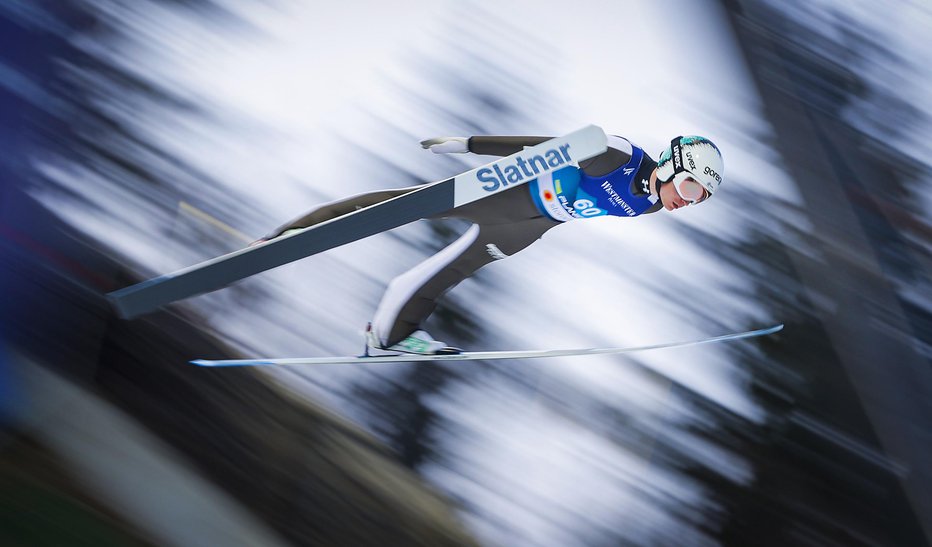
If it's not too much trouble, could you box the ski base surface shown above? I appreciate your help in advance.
[190,324,783,367]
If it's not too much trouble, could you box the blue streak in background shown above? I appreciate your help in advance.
[0,343,22,427]
[0,2,83,431]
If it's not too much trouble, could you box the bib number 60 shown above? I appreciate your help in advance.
[573,199,603,217]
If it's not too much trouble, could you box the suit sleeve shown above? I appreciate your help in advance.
[467,136,552,156]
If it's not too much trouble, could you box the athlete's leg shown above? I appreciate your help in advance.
[430,181,544,224]
[371,215,556,346]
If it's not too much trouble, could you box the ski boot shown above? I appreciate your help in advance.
[365,323,461,356]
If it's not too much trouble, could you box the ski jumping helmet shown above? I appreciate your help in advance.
[655,136,724,202]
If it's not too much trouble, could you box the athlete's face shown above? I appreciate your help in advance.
[659,178,708,211]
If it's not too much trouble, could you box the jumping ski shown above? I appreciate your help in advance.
[190,324,784,367]
[107,125,607,319]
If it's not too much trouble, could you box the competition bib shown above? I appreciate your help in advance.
[529,138,658,222]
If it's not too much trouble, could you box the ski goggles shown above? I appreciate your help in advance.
[667,136,708,203]
[671,172,707,203]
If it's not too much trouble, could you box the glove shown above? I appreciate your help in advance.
[420,137,469,154]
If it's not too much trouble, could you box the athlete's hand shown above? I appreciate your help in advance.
[420,137,469,154]
[249,228,303,247]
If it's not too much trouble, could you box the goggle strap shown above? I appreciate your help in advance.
[669,136,686,178]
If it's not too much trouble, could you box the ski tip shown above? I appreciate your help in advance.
[751,323,784,337]
[190,359,213,367]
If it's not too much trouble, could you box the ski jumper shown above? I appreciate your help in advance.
[269,135,661,346]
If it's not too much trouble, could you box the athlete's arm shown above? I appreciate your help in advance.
[469,135,631,176]
[466,136,552,156]
[420,135,552,156]
[424,134,622,166]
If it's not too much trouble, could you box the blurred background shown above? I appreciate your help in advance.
[2,0,930,545]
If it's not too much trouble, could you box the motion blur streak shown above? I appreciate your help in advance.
[2,0,931,546]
